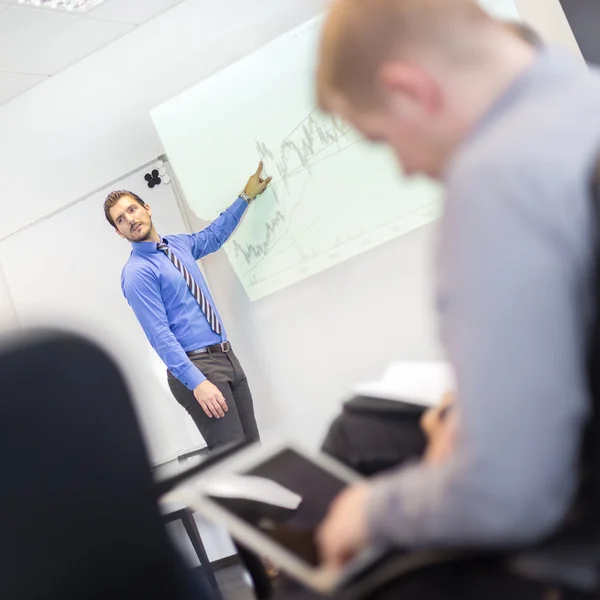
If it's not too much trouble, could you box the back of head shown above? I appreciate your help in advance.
[318,0,493,107]
[0,330,199,600]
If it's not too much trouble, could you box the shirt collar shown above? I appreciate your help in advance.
[445,46,579,179]
[131,236,167,255]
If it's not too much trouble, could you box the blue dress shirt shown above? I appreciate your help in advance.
[122,197,248,391]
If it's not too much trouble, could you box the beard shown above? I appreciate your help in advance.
[125,221,153,242]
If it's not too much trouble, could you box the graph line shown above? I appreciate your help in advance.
[233,171,312,273]
[255,112,353,188]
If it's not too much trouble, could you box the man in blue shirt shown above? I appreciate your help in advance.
[103,162,271,450]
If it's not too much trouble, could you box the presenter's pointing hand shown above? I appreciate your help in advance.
[194,380,228,419]
[244,161,272,199]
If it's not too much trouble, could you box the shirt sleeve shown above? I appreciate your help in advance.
[122,266,206,391]
[186,197,248,260]
[366,161,592,548]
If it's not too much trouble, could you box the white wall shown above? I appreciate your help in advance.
[0,263,18,332]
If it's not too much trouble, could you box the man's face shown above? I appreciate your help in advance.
[109,196,154,242]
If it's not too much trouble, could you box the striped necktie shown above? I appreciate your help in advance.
[157,242,222,336]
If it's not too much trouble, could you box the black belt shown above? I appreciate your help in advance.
[186,341,231,357]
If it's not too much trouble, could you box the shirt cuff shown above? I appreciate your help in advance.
[366,463,423,547]
[231,196,250,216]
[179,363,206,391]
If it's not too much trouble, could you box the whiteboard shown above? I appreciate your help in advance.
[480,0,521,19]
[151,2,519,302]
[152,15,442,301]
[0,159,205,465]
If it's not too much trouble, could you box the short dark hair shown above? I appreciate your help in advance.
[103,190,146,228]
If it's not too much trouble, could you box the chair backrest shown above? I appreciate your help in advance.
[0,330,208,600]
[531,157,600,554]
[582,159,600,511]
[574,157,600,537]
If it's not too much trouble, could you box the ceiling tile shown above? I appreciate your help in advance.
[86,0,183,25]
[0,5,79,64]
[3,18,134,75]
[0,71,47,104]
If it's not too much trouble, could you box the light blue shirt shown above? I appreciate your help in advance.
[367,47,600,579]
[122,198,248,390]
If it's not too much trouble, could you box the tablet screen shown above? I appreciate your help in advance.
[206,448,348,567]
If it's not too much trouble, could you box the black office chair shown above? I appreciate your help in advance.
[0,329,213,600]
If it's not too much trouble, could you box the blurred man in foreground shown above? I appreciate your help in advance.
[315,0,600,596]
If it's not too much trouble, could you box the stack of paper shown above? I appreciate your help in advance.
[203,475,302,510]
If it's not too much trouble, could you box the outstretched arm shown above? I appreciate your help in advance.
[187,161,272,259]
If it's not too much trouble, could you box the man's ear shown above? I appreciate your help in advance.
[114,228,125,240]
[145,204,152,218]
[378,61,441,114]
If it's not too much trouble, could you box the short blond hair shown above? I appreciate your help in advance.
[318,0,492,108]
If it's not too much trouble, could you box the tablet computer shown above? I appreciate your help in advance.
[164,439,393,596]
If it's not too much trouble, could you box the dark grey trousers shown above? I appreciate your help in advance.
[168,349,260,450]
[168,350,271,598]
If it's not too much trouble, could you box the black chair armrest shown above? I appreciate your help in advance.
[343,395,428,418]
